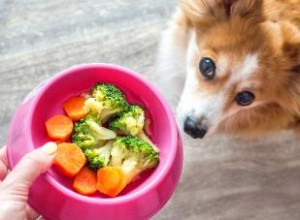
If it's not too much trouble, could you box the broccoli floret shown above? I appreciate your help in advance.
[84,97,104,118]
[109,104,159,152]
[91,83,128,122]
[136,130,159,152]
[109,105,145,136]
[110,136,159,183]
[84,141,113,171]
[72,114,117,149]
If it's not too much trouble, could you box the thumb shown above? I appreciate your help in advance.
[2,142,57,191]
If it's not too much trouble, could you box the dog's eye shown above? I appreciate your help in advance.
[235,91,255,106]
[199,58,216,80]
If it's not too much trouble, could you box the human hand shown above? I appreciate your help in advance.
[0,142,57,219]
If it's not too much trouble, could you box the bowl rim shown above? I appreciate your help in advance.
[25,63,180,205]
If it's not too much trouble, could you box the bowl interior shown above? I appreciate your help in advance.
[30,64,177,199]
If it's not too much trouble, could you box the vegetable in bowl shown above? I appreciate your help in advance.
[86,83,129,122]
[109,105,145,136]
[72,114,116,149]
[84,140,114,171]
[45,83,160,197]
[110,136,159,184]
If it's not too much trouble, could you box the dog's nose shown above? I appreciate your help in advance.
[183,116,208,139]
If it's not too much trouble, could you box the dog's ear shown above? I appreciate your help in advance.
[181,0,263,29]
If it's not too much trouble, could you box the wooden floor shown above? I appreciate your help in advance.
[2,1,300,220]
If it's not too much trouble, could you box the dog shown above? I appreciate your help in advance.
[156,0,300,139]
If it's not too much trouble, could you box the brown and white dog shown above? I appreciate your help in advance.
[156,0,300,139]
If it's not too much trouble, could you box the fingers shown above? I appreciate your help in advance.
[0,146,8,182]
[2,142,57,192]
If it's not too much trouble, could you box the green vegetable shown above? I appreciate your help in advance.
[72,114,116,149]
[84,141,113,171]
[110,136,159,183]
[72,83,160,181]
[109,105,158,151]
[88,83,129,122]
[109,105,145,136]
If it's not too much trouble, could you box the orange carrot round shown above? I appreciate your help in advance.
[73,167,97,195]
[45,115,73,141]
[63,96,88,121]
[54,143,87,177]
[97,166,127,197]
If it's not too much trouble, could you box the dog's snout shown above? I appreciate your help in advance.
[183,116,208,139]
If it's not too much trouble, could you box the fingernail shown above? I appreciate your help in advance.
[41,142,57,155]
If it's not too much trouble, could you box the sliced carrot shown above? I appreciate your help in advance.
[97,166,127,197]
[73,167,97,195]
[63,96,88,121]
[45,115,73,141]
[54,143,87,177]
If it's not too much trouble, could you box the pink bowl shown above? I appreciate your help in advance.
[6,63,183,220]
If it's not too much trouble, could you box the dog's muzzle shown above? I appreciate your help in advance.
[183,116,208,139]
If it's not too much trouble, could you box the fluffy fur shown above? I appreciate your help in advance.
[156,0,300,138]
